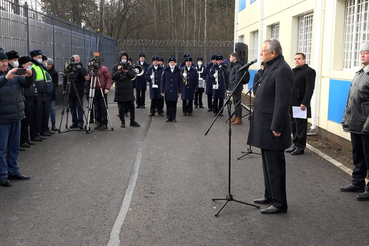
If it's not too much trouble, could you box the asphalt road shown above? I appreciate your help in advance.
[0,91,367,246]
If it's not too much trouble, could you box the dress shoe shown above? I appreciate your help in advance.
[159,113,164,116]
[232,117,242,125]
[99,124,108,130]
[285,144,297,153]
[208,108,213,112]
[21,142,31,148]
[173,119,177,122]
[149,113,155,117]
[94,123,102,130]
[8,172,30,180]
[340,184,365,192]
[51,124,59,131]
[166,119,172,122]
[39,137,47,140]
[254,198,272,204]
[130,121,140,127]
[291,147,304,155]
[200,106,204,108]
[70,124,78,129]
[141,106,146,108]
[136,106,140,108]
[0,178,11,187]
[31,137,42,142]
[26,141,36,145]
[77,124,84,130]
[188,113,193,116]
[195,105,198,108]
[121,122,125,128]
[357,191,369,201]
[261,205,287,214]
[47,130,55,135]
[183,113,187,116]
[40,132,52,136]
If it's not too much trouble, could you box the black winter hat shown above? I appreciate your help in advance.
[197,57,203,61]
[158,57,164,62]
[0,51,8,61]
[216,55,223,61]
[211,55,217,60]
[152,56,159,61]
[183,53,190,59]
[168,56,176,63]
[6,50,19,60]
[42,55,47,61]
[30,49,43,58]
[19,56,32,66]
[184,57,192,62]
[139,53,145,58]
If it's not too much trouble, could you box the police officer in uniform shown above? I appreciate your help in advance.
[135,53,149,108]
[146,56,164,116]
[195,57,206,108]
[205,55,217,111]
[181,57,198,116]
[210,55,228,116]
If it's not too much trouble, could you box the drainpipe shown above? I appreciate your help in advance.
[234,0,238,50]
[310,0,324,131]
[257,0,263,70]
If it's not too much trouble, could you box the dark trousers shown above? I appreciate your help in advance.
[194,91,203,107]
[213,98,224,115]
[207,93,213,110]
[31,94,44,139]
[233,92,242,117]
[0,121,21,178]
[150,98,164,115]
[21,98,34,144]
[118,101,135,123]
[165,100,177,120]
[69,95,84,125]
[136,89,146,107]
[182,100,193,114]
[291,115,308,149]
[94,93,108,125]
[350,133,369,189]
[261,149,288,209]
[41,94,52,133]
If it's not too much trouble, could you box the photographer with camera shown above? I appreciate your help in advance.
[63,54,89,129]
[86,56,112,130]
[112,52,140,128]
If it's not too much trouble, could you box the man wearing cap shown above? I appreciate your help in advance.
[181,53,191,69]
[341,41,369,201]
[135,53,149,108]
[161,56,182,122]
[158,57,164,68]
[0,51,33,187]
[181,57,198,116]
[146,56,164,117]
[195,57,206,109]
[210,55,229,116]
[205,55,217,112]
[40,55,55,136]
[46,58,59,131]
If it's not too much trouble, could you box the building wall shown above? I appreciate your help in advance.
[236,0,358,142]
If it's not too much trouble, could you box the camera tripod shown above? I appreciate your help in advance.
[58,72,89,134]
[86,69,114,132]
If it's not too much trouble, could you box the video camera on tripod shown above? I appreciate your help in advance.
[88,53,102,75]
[64,56,81,75]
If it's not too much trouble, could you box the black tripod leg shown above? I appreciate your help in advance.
[232,199,260,209]
[214,200,229,217]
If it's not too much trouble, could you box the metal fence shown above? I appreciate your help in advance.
[117,39,234,66]
[0,0,116,73]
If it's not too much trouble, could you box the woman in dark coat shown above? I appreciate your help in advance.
[112,54,140,128]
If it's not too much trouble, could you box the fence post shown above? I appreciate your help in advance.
[209,46,213,59]
[143,44,145,54]
[24,2,30,54]
[83,26,86,65]
[89,28,92,58]
[175,44,178,61]
[51,13,55,60]
[69,20,72,56]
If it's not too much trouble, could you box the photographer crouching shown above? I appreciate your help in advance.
[63,55,89,129]
[112,52,140,128]
[86,56,112,130]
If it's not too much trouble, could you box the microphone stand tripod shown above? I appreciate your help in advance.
[205,70,260,217]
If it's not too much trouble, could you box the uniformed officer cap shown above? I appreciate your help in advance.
[19,56,32,66]
[211,55,217,60]
[183,53,190,59]
[158,57,164,62]
[6,50,19,60]
[139,53,145,58]
[361,41,369,52]
[42,55,48,61]
[216,55,223,61]
[30,49,43,58]
[184,57,192,62]
[168,56,176,63]
[152,56,159,61]
[197,57,203,61]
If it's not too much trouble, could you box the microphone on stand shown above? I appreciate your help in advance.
[238,58,257,73]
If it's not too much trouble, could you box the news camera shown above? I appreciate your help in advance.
[64,56,81,75]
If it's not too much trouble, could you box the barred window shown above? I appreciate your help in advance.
[343,0,369,69]
[271,23,280,40]
[297,13,313,65]
[252,30,259,60]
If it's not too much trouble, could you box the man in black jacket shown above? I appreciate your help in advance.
[228,52,250,125]
[286,53,316,155]
[247,39,293,214]
[0,51,33,187]
[46,58,59,131]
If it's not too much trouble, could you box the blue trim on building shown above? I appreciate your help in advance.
[239,0,246,11]
[250,0,257,4]
[328,79,351,124]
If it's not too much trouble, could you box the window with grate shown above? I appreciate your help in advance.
[297,13,313,65]
[343,0,369,69]
[252,30,259,60]
[271,23,280,40]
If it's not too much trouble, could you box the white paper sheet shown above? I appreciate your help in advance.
[292,106,307,119]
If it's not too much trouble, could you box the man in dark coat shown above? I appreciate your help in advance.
[340,41,369,200]
[135,53,149,108]
[228,52,250,125]
[247,39,293,214]
[181,57,198,116]
[46,58,59,131]
[194,57,206,108]
[205,55,217,111]
[145,56,164,117]
[112,53,140,128]
[161,56,182,122]
[0,51,33,187]
[210,55,229,116]
[286,53,316,155]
